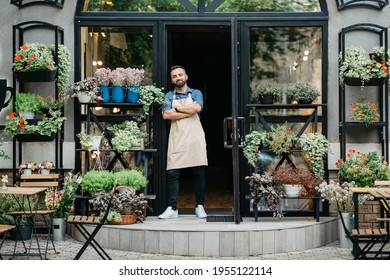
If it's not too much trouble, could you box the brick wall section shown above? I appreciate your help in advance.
[359,201,381,229]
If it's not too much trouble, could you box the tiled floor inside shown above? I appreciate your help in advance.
[0,234,357,260]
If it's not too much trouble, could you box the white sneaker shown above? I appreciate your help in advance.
[158,206,178,219]
[195,205,207,218]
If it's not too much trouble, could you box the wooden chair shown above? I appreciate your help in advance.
[67,188,115,260]
[338,211,390,259]
[0,225,16,260]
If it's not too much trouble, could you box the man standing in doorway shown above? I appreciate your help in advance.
[159,65,208,219]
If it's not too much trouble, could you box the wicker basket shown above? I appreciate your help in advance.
[109,214,137,225]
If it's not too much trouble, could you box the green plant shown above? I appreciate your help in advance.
[89,188,149,222]
[0,193,39,224]
[267,123,297,155]
[339,46,389,86]
[107,121,145,153]
[298,133,330,179]
[45,171,82,219]
[13,43,71,94]
[349,98,380,124]
[251,80,282,100]
[286,81,320,103]
[114,169,148,192]
[15,92,43,113]
[336,149,390,187]
[0,134,10,160]
[139,85,165,114]
[316,180,372,212]
[69,77,99,97]
[4,109,65,137]
[81,170,115,193]
[243,130,268,167]
[38,94,68,111]
[245,172,285,217]
[77,132,103,151]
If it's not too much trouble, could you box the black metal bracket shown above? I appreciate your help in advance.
[10,0,64,9]
[336,0,389,10]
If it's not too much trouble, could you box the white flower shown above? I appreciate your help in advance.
[1,175,8,184]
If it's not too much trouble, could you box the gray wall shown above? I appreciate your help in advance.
[0,1,389,170]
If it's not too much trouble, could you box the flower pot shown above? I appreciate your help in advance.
[111,86,125,103]
[52,218,67,241]
[10,219,32,241]
[344,75,388,87]
[18,112,35,120]
[39,168,50,175]
[338,212,353,249]
[77,93,92,103]
[91,135,103,150]
[13,69,57,83]
[298,99,313,104]
[109,214,137,225]
[99,85,111,103]
[259,94,274,104]
[20,168,32,175]
[283,184,302,198]
[15,133,56,142]
[126,86,140,103]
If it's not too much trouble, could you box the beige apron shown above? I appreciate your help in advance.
[167,93,208,170]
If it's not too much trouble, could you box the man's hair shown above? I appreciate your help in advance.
[170,65,186,74]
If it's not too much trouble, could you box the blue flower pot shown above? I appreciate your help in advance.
[99,85,110,103]
[111,86,125,103]
[127,86,140,103]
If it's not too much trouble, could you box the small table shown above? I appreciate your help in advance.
[0,187,47,259]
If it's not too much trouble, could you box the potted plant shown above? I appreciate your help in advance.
[124,67,145,103]
[38,94,69,113]
[272,167,311,197]
[286,81,320,104]
[38,160,55,174]
[81,170,116,194]
[15,92,43,119]
[13,43,71,91]
[107,121,146,153]
[109,68,126,103]
[243,130,269,167]
[339,46,389,87]
[251,80,283,104]
[44,171,82,241]
[19,160,37,175]
[77,132,103,151]
[4,109,66,140]
[349,98,380,125]
[95,67,111,103]
[245,172,286,217]
[298,132,330,179]
[267,123,297,155]
[89,187,149,224]
[114,169,148,192]
[69,77,99,103]
[139,84,165,114]
[336,149,390,187]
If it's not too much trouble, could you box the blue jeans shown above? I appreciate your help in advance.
[166,166,206,210]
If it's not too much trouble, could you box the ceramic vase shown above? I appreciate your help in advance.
[126,86,140,103]
[111,86,125,103]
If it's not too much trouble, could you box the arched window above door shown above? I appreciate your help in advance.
[80,0,323,13]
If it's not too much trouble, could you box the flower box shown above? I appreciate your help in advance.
[108,214,137,225]
[13,69,57,83]
[344,75,388,87]
[15,133,56,142]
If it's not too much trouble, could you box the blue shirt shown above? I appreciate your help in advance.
[162,87,204,112]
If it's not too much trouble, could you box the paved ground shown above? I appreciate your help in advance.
[1,234,356,260]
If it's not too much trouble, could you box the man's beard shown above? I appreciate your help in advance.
[174,80,186,88]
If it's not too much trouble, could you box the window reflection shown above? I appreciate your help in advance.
[207,0,321,12]
[250,27,322,105]
[84,0,198,12]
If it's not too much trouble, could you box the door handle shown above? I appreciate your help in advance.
[223,117,245,149]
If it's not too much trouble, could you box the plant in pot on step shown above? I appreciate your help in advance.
[81,170,116,194]
[19,160,37,175]
[107,120,146,153]
[15,92,43,119]
[245,172,286,218]
[124,67,145,103]
[69,77,99,103]
[139,84,165,114]
[109,68,126,103]
[251,80,282,104]
[44,171,82,241]
[286,81,320,104]
[95,67,111,103]
[272,167,312,198]
[89,186,149,224]
[38,160,55,174]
